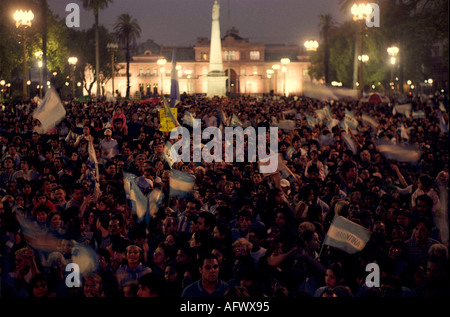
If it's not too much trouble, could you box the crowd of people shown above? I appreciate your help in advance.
[0,91,449,298]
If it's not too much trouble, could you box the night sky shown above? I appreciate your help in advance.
[47,0,348,47]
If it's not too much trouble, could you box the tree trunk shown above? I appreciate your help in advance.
[95,9,100,99]
[41,0,48,87]
[324,41,330,85]
[126,37,130,99]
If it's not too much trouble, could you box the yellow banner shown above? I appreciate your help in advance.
[160,108,178,132]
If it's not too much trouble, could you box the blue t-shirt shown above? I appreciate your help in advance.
[181,279,230,297]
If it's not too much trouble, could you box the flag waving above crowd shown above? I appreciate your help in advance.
[32,87,66,133]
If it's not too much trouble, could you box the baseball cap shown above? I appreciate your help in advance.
[104,129,112,135]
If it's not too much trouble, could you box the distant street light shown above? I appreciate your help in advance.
[157,58,167,95]
[68,56,78,98]
[351,3,371,97]
[35,51,43,98]
[14,10,34,100]
[266,69,274,94]
[387,46,399,91]
[185,69,193,95]
[358,55,369,63]
[304,40,319,52]
[272,64,280,95]
[107,43,119,96]
[281,58,290,96]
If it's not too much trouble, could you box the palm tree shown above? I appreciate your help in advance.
[41,0,48,89]
[319,14,336,85]
[114,13,141,99]
[82,0,113,99]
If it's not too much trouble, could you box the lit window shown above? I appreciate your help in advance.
[252,66,258,75]
[224,51,239,61]
[139,69,144,77]
[250,51,260,60]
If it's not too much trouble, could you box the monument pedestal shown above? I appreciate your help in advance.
[207,71,227,98]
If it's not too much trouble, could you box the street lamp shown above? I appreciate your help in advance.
[266,69,274,94]
[185,69,192,95]
[281,58,290,96]
[35,51,43,98]
[358,55,369,63]
[272,64,280,95]
[14,9,34,100]
[304,40,319,52]
[68,56,78,98]
[157,58,167,96]
[351,3,371,97]
[0,80,5,99]
[107,43,119,96]
[387,46,399,91]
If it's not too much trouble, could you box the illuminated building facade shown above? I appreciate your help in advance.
[107,28,311,99]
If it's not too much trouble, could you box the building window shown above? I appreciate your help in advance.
[202,53,208,61]
[303,69,308,77]
[224,51,240,61]
[146,69,150,77]
[139,69,144,77]
[252,66,258,76]
[250,51,260,60]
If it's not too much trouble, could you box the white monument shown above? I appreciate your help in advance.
[207,0,227,98]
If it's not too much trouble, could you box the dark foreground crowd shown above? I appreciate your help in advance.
[0,92,449,298]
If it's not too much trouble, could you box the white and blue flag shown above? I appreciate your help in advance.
[33,87,66,133]
[230,114,243,127]
[439,110,449,134]
[123,171,151,223]
[86,140,100,204]
[183,111,195,127]
[412,110,425,120]
[376,141,422,163]
[169,169,195,198]
[361,113,378,129]
[323,216,371,254]
[344,109,359,130]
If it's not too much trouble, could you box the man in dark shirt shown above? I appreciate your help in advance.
[181,254,230,297]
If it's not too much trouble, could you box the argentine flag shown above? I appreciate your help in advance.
[33,87,66,133]
[361,113,378,129]
[230,114,243,127]
[123,172,150,223]
[393,104,412,118]
[344,109,359,130]
[305,114,316,129]
[323,216,371,254]
[86,140,100,204]
[376,141,422,163]
[163,96,180,127]
[170,169,195,198]
[183,111,195,127]
[439,110,449,134]
[412,110,425,120]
